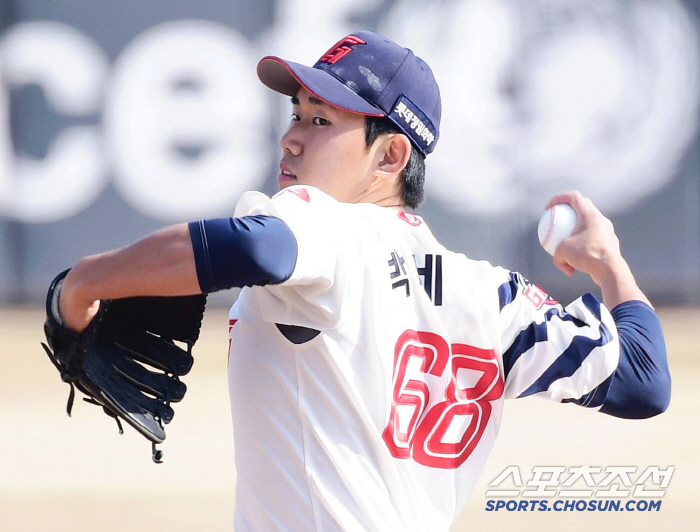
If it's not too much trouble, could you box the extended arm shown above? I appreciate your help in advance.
[544,192,670,417]
[59,216,297,333]
[60,224,199,332]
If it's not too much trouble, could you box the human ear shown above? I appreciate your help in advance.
[375,133,411,179]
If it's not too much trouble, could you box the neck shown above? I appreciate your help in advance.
[354,188,404,210]
[353,175,404,209]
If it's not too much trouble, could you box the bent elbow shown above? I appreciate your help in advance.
[638,377,671,418]
[641,368,672,418]
[600,371,671,420]
[632,390,670,419]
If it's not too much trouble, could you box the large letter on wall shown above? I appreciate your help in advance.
[105,20,267,221]
[0,21,108,223]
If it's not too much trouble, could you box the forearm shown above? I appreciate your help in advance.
[65,224,200,300]
[595,256,651,310]
[60,224,200,331]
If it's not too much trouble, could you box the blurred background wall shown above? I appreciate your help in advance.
[1,0,698,306]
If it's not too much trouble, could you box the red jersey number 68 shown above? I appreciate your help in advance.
[382,330,504,469]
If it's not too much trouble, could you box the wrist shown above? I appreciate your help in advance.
[591,253,630,288]
[59,259,102,333]
[61,260,91,305]
[594,257,651,309]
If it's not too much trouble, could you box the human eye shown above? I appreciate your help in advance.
[291,113,300,122]
[312,116,330,126]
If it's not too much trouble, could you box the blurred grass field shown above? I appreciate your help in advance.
[1,306,698,531]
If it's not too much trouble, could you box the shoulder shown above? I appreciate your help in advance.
[234,186,335,218]
[271,185,340,213]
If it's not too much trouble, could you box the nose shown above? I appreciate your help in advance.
[280,124,302,156]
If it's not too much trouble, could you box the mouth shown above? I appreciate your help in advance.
[278,164,298,185]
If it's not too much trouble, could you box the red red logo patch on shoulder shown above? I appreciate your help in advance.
[287,188,310,202]
[398,211,422,226]
[524,284,558,310]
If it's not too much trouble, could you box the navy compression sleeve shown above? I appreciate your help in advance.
[188,215,297,293]
[599,301,671,419]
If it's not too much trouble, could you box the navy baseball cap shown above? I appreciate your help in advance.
[257,31,441,156]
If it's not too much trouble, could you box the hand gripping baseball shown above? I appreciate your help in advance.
[41,269,207,462]
[543,192,619,280]
[544,191,650,309]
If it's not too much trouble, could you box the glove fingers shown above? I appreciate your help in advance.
[110,379,176,424]
[102,322,194,375]
[112,355,187,402]
[83,351,176,442]
[99,384,170,443]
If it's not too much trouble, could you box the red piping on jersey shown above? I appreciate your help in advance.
[228,319,238,364]
[287,188,311,202]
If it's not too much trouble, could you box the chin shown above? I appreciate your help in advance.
[278,181,296,191]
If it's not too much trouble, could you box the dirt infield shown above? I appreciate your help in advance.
[1,306,698,531]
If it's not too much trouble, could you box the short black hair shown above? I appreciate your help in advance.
[364,116,426,210]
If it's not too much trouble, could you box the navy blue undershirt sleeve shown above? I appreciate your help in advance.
[599,301,671,419]
[188,215,298,293]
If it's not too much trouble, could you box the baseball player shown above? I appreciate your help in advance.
[56,31,670,531]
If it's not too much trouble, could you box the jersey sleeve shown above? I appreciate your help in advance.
[232,186,357,329]
[233,186,342,288]
[596,301,671,418]
[496,271,620,405]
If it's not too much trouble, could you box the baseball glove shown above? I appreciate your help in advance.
[41,269,207,462]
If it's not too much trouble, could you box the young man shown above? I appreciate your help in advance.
[57,31,669,531]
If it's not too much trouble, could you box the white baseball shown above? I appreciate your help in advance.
[537,204,578,256]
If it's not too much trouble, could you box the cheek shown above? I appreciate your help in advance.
[314,145,357,181]
[332,152,366,190]
[309,152,343,183]
[335,140,369,174]
[301,131,370,197]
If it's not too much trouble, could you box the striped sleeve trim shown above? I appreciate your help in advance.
[517,315,614,398]
[502,309,587,379]
[562,374,613,408]
[498,272,520,310]
[501,289,618,402]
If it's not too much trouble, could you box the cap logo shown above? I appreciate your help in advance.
[318,35,366,64]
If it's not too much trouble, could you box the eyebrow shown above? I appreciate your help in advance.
[290,95,326,106]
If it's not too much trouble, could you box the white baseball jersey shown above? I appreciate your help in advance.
[227,185,619,532]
